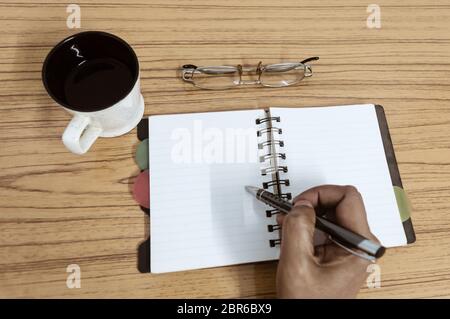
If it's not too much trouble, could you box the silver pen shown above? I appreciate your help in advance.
[245,186,385,261]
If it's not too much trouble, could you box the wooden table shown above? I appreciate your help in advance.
[1,0,449,298]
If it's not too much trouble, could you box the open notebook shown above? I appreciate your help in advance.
[148,104,415,273]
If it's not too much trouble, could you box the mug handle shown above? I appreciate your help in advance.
[62,114,102,154]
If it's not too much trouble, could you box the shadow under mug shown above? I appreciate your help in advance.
[42,31,145,154]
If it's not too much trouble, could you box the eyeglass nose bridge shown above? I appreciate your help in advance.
[239,79,261,85]
[236,62,263,85]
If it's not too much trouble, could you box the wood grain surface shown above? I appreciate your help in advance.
[0,0,449,298]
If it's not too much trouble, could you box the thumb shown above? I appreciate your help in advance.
[280,200,316,264]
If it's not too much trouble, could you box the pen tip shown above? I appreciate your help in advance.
[245,185,259,195]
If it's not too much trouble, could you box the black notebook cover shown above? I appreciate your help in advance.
[375,105,416,244]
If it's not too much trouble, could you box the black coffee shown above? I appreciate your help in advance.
[64,58,134,112]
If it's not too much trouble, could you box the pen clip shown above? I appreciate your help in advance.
[328,236,376,262]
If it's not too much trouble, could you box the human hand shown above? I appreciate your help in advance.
[276,185,380,299]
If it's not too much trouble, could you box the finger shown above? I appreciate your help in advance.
[294,185,378,242]
[276,213,286,225]
[279,200,316,265]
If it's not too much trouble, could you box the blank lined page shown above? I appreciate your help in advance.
[270,105,406,247]
[149,109,279,273]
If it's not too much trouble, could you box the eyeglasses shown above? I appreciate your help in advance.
[181,57,319,90]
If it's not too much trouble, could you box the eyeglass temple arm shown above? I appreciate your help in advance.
[183,64,198,69]
[300,56,319,64]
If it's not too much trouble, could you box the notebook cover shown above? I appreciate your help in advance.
[137,118,149,141]
[136,118,151,273]
[375,105,416,244]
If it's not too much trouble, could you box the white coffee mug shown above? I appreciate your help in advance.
[42,31,144,154]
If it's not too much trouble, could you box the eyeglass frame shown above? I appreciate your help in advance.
[181,56,319,90]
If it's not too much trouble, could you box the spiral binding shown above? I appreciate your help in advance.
[280,193,292,200]
[262,179,289,189]
[261,166,288,176]
[256,112,290,248]
[259,153,286,163]
[269,239,281,247]
[258,140,284,149]
[256,116,280,125]
[257,127,282,137]
[265,208,281,217]
[267,224,281,232]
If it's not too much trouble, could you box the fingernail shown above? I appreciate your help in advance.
[293,199,314,209]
